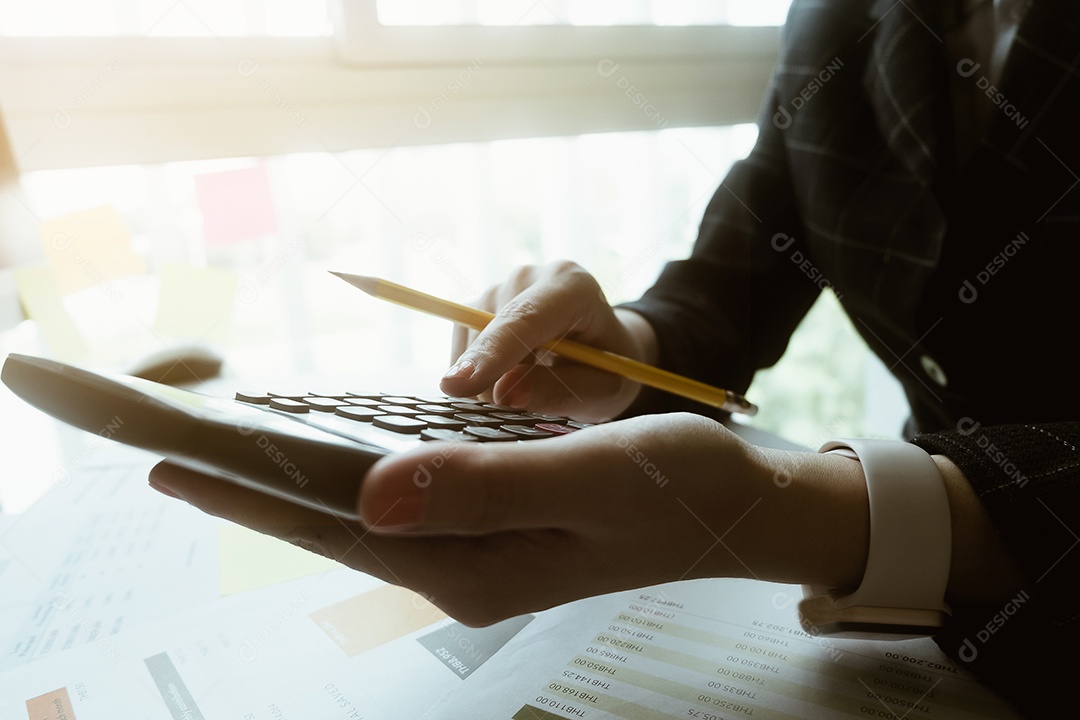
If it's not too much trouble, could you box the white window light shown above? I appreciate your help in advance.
[0,1,779,171]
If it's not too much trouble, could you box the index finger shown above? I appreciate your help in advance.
[440,264,596,398]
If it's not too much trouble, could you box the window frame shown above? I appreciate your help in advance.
[0,0,780,171]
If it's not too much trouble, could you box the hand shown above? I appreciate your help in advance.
[441,261,659,422]
[148,413,874,626]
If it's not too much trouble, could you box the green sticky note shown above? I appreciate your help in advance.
[217,522,340,596]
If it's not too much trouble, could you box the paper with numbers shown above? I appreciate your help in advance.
[424,578,1020,720]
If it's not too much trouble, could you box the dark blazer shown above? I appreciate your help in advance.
[622,1,1080,714]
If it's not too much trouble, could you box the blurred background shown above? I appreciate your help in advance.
[0,0,907,512]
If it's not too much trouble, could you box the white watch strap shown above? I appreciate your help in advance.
[817,438,952,614]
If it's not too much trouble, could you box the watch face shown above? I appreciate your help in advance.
[798,595,947,641]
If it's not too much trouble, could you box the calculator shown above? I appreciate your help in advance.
[2,354,589,520]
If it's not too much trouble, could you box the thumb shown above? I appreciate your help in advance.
[358,438,593,534]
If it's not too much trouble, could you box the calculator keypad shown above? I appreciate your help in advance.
[235,391,591,444]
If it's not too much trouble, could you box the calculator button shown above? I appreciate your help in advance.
[377,405,425,416]
[491,413,539,425]
[344,398,382,408]
[566,420,595,430]
[303,397,349,412]
[268,391,314,400]
[418,415,467,429]
[235,391,272,404]
[269,398,310,413]
[378,396,423,406]
[527,413,567,424]
[421,429,478,443]
[416,404,457,415]
[420,396,474,404]
[454,413,503,427]
[336,406,385,422]
[464,427,517,442]
[501,425,555,439]
[374,416,428,434]
[482,403,519,413]
[535,422,577,436]
[450,403,487,413]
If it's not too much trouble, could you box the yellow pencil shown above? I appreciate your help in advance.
[331,272,758,415]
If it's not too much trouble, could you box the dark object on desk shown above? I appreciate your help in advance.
[126,343,224,386]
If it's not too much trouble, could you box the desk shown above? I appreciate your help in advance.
[0,405,1020,719]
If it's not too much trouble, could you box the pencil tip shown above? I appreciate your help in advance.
[330,271,378,293]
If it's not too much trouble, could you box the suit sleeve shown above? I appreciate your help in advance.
[912,423,1080,716]
[617,80,823,419]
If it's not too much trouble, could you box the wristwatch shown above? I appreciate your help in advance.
[797,438,953,639]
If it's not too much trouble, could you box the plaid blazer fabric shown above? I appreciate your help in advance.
[622,0,1080,712]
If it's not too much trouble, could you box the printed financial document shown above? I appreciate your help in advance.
[425,579,1020,720]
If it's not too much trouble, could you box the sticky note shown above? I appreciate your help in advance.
[194,165,279,245]
[38,205,144,295]
[153,263,238,345]
[25,687,75,720]
[310,585,447,657]
[14,266,89,362]
[217,523,340,596]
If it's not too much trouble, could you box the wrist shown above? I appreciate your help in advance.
[931,454,1027,604]
[613,308,659,367]
[726,446,870,589]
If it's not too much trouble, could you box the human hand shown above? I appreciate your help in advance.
[148,413,875,627]
[441,261,658,422]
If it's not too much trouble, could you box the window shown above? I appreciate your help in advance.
[376,0,792,26]
[0,0,329,37]
[0,1,782,171]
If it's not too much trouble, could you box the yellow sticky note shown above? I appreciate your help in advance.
[310,585,447,657]
[154,264,238,345]
[217,523,340,596]
[39,205,145,294]
[14,266,89,362]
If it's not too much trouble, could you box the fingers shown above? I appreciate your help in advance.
[440,262,603,399]
[150,461,336,530]
[147,461,465,592]
[450,284,498,368]
[450,322,471,367]
[491,362,628,421]
[358,435,604,535]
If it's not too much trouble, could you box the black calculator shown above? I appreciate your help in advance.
[2,354,588,520]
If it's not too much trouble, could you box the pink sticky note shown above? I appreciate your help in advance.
[194,165,279,245]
